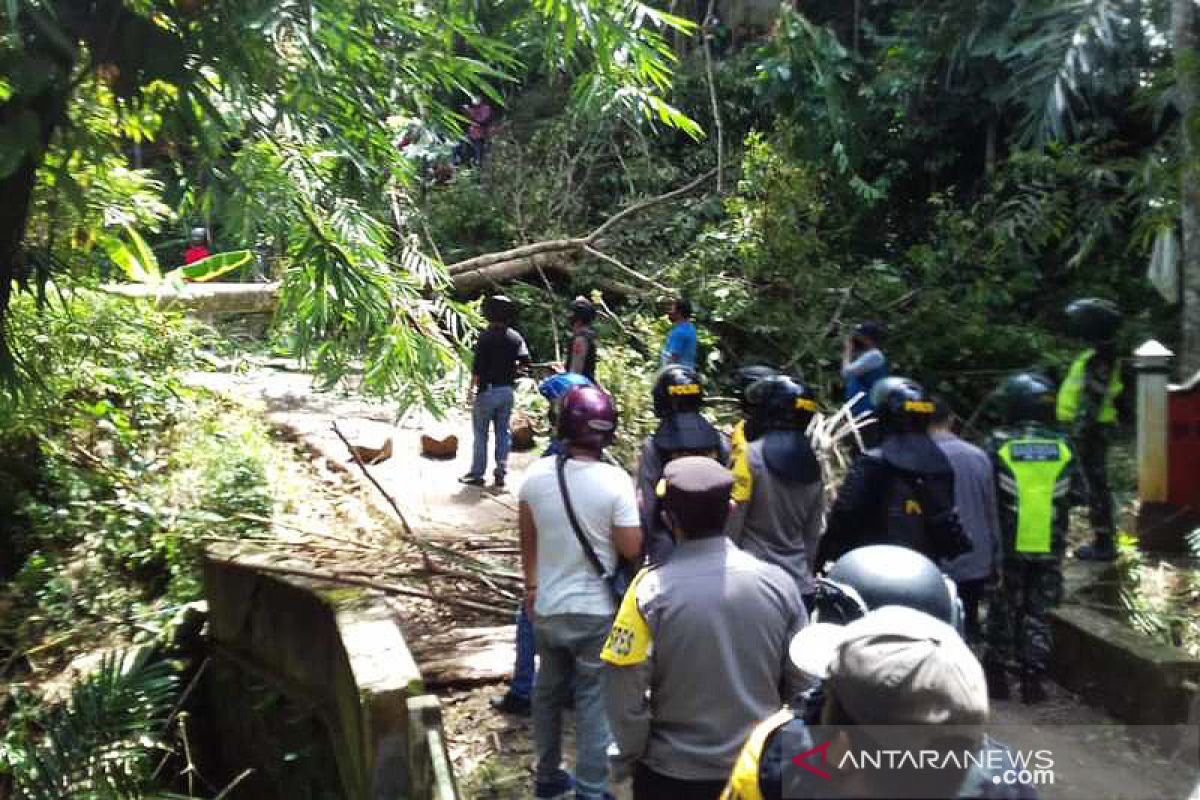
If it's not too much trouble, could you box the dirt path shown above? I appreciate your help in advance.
[191,360,1199,800]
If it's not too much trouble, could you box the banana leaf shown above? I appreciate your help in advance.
[177,249,254,282]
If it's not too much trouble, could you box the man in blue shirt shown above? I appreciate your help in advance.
[661,298,698,370]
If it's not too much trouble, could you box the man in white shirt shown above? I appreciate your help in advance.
[520,384,643,800]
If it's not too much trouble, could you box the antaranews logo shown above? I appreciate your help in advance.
[783,726,1055,799]
[785,724,1200,800]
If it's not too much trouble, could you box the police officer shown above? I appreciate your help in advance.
[722,551,1035,800]
[985,373,1080,704]
[728,365,779,504]
[637,366,729,564]
[603,457,806,800]
[1057,298,1123,561]
[819,377,971,566]
[727,376,826,605]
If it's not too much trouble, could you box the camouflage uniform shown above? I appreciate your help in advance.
[1056,348,1122,550]
[985,423,1080,698]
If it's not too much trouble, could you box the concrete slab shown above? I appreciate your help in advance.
[101,281,279,314]
[184,366,541,538]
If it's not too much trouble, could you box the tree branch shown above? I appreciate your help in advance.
[583,245,673,292]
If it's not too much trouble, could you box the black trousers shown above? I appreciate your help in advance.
[956,577,988,644]
[1072,427,1115,541]
[633,763,726,800]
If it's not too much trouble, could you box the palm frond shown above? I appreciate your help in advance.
[1002,0,1131,145]
[10,649,179,800]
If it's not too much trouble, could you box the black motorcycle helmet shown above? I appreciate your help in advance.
[814,544,962,631]
[748,375,819,432]
[569,295,597,325]
[482,294,516,324]
[733,365,779,414]
[995,372,1057,425]
[1065,298,1122,345]
[652,365,704,418]
[870,376,935,436]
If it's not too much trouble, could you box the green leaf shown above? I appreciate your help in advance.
[99,234,157,285]
[122,224,161,282]
[178,249,254,282]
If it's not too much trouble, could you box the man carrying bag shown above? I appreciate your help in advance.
[519,385,643,800]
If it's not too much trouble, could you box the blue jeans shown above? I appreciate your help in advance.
[512,605,536,699]
[533,614,614,800]
[469,385,514,479]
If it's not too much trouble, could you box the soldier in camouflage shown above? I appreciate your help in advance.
[985,373,1082,705]
[1056,298,1123,561]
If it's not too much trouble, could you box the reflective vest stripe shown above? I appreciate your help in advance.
[721,708,795,800]
[997,440,1072,554]
[1056,349,1122,424]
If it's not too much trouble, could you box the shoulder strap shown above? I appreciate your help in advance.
[555,454,608,579]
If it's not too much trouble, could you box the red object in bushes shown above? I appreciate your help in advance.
[184,244,210,265]
[1168,382,1200,509]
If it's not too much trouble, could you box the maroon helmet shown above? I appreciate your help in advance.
[557,385,618,449]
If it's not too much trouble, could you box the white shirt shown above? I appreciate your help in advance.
[519,455,640,617]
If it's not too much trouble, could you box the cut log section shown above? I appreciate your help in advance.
[421,434,459,459]
[510,413,535,452]
[409,625,516,686]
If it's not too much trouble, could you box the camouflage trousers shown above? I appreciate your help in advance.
[985,558,1064,677]
[1072,426,1115,539]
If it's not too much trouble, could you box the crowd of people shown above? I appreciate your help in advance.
[457,293,1125,800]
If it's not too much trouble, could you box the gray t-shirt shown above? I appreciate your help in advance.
[932,431,1001,582]
[727,437,826,596]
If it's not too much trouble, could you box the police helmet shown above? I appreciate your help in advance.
[569,295,597,325]
[996,372,1057,425]
[652,365,704,418]
[870,376,936,435]
[733,365,779,413]
[1065,298,1122,345]
[748,375,819,432]
[814,544,962,632]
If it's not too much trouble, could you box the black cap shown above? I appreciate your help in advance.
[854,321,884,343]
[656,456,733,535]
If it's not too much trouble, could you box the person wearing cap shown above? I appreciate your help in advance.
[930,397,1002,642]
[566,296,599,381]
[726,376,826,606]
[603,457,807,800]
[841,321,888,427]
[460,295,531,489]
[185,227,211,266]
[521,385,642,800]
[723,606,1038,800]
[637,366,730,564]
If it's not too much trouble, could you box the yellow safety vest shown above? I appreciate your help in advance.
[730,420,754,504]
[1056,349,1121,425]
[720,708,795,800]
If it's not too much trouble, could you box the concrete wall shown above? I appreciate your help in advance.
[203,554,456,800]
[1051,604,1200,726]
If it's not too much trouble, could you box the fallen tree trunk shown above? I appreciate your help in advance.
[451,252,575,292]
[444,168,716,292]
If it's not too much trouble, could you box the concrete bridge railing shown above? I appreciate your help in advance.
[203,554,458,800]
